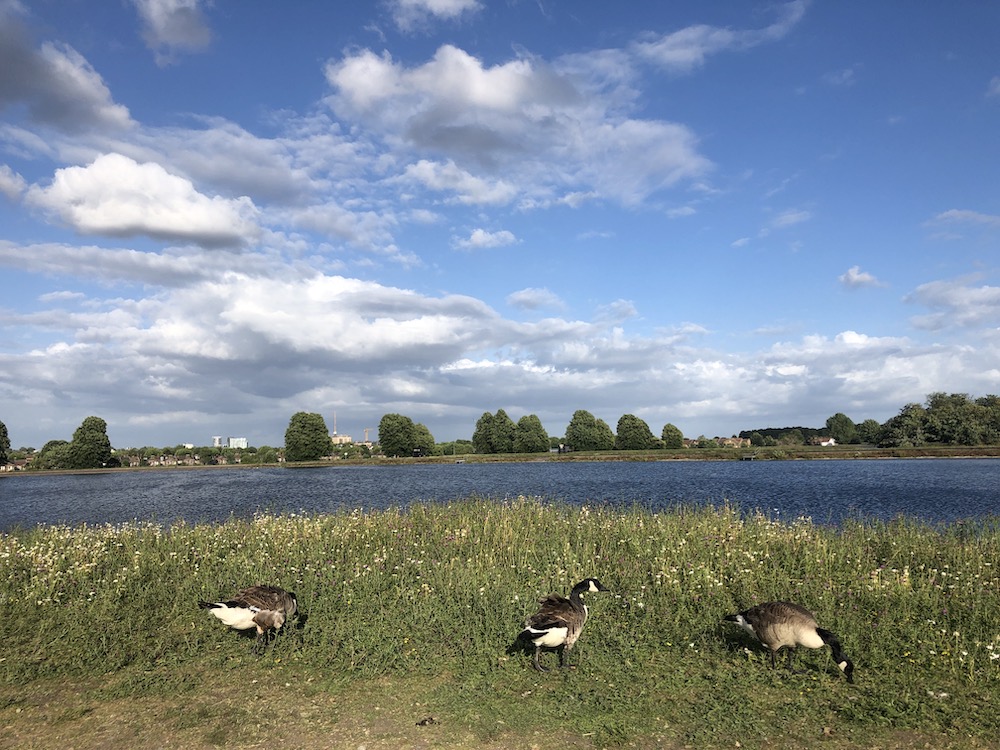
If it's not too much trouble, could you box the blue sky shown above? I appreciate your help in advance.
[1,0,998,450]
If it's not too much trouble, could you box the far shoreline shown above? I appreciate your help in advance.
[5,444,1000,478]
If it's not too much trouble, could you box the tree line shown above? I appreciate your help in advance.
[2,392,998,469]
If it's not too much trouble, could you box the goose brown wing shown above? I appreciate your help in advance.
[527,594,573,629]
[235,585,295,614]
[750,601,816,625]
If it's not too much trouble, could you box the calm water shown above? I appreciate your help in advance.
[1,458,998,531]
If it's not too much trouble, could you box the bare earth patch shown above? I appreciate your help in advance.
[2,676,997,750]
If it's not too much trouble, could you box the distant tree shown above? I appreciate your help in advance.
[976,395,1000,444]
[0,419,9,464]
[491,409,516,453]
[66,416,113,469]
[615,414,658,450]
[661,423,684,449]
[825,413,858,444]
[513,414,549,453]
[777,428,805,446]
[257,446,279,464]
[34,439,71,470]
[877,403,926,448]
[284,412,332,461]
[565,410,614,451]
[378,413,418,457]
[855,419,882,445]
[412,422,435,456]
[472,410,517,453]
[471,412,495,454]
[923,392,984,445]
[437,439,475,456]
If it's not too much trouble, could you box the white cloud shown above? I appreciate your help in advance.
[839,265,885,289]
[770,209,812,228]
[131,0,212,65]
[823,65,859,87]
[506,288,565,311]
[930,208,1000,229]
[25,153,259,248]
[906,276,1000,330]
[987,76,1000,99]
[399,160,518,205]
[0,164,26,199]
[391,0,482,32]
[0,11,133,132]
[324,44,711,206]
[632,0,808,73]
[452,228,518,250]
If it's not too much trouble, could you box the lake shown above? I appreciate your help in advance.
[2,458,998,531]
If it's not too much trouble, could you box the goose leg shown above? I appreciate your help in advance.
[532,646,549,673]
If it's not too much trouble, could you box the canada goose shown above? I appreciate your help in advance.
[199,584,298,651]
[517,578,610,672]
[723,601,855,683]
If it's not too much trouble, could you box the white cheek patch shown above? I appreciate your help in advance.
[838,661,848,672]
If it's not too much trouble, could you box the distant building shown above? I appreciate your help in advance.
[212,436,223,448]
[809,437,837,447]
[329,411,352,445]
[227,437,248,449]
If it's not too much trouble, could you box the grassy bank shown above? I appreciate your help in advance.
[2,499,998,749]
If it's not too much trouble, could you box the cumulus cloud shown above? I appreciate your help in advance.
[632,0,808,73]
[324,44,711,205]
[839,265,885,289]
[0,11,133,132]
[25,153,259,248]
[506,287,565,311]
[131,0,212,65]
[906,276,1000,330]
[452,228,517,250]
[399,160,518,205]
[0,164,25,199]
[391,0,482,32]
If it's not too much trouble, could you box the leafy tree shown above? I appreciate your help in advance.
[975,395,1000,444]
[257,446,279,464]
[0,419,9,464]
[615,414,658,450]
[777,428,805,446]
[471,412,495,454]
[661,423,684,449]
[284,412,332,461]
[66,416,113,469]
[491,409,516,453]
[513,414,549,453]
[825,413,858,444]
[34,439,71,470]
[923,392,984,445]
[565,410,614,451]
[877,403,926,447]
[856,419,882,445]
[472,410,517,453]
[412,422,435,456]
[378,413,421,457]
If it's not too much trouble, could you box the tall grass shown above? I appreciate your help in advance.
[2,497,998,746]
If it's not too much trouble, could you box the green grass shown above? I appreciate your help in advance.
[1,497,999,748]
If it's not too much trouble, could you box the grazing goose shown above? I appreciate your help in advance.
[199,585,298,651]
[517,578,610,672]
[723,601,855,683]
